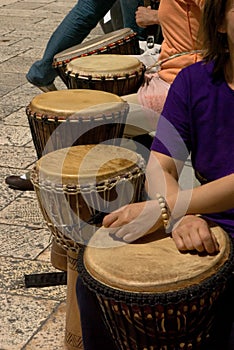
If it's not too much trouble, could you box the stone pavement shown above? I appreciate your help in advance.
[0,0,103,349]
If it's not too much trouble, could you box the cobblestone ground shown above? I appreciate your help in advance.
[0,1,103,349]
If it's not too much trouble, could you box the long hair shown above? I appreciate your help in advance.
[201,0,229,79]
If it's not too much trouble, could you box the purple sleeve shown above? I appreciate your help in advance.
[151,70,191,161]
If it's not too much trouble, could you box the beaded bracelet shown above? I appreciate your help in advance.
[156,193,171,230]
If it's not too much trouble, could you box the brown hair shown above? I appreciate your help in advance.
[201,0,230,78]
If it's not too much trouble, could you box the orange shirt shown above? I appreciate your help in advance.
[158,0,204,83]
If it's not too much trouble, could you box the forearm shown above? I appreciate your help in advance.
[167,174,234,219]
[187,174,234,214]
[145,151,181,201]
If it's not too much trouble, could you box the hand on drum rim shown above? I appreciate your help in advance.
[103,203,220,254]
[102,200,162,242]
[171,215,220,255]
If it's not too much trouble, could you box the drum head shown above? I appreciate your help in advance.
[53,28,136,65]
[66,55,144,78]
[27,89,127,119]
[34,144,145,185]
[31,145,145,249]
[84,225,231,293]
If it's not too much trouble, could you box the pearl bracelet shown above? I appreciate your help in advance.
[156,193,171,230]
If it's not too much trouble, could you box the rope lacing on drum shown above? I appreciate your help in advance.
[146,50,203,72]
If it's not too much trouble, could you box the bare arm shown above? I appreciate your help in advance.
[148,151,234,217]
[185,175,234,214]
[147,151,233,253]
[103,150,233,253]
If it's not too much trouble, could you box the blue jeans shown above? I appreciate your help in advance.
[120,0,146,40]
[26,0,117,86]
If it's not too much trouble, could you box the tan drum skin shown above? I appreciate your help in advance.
[65,55,145,96]
[78,224,234,349]
[53,28,140,84]
[84,225,230,293]
[26,89,129,159]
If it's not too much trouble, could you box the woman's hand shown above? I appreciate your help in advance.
[135,6,159,28]
[103,200,162,242]
[171,215,220,254]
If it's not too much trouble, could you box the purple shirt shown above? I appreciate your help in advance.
[151,60,234,235]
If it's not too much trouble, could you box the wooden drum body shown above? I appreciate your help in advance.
[31,144,145,252]
[53,28,141,85]
[65,250,83,350]
[65,55,145,96]
[26,89,129,158]
[78,226,234,349]
[31,144,145,350]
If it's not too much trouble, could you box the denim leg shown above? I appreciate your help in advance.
[26,0,117,86]
[76,276,118,350]
[119,0,146,40]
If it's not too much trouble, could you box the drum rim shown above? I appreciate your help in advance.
[77,233,234,304]
[31,162,146,192]
[26,90,129,121]
[65,55,145,79]
[53,28,137,67]
[67,71,144,81]
[26,103,129,122]
[31,144,146,186]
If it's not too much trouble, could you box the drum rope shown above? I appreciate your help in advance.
[146,50,203,72]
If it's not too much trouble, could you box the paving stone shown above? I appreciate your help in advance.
[0,46,27,63]
[0,55,38,74]
[0,0,19,5]
[0,166,25,210]
[0,224,50,258]
[0,145,36,168]
[24,302,68,350]
[0,84,39,113]
[3,107,29,127]
[0,35,21,46]
[0,194,46,228]
[0,292,62,350]
[0,84,15,97]
[0,71,26,86]
[2,2,52,11]
[37,244,51,264]
[0,102,26,118]
[1,124,32,147]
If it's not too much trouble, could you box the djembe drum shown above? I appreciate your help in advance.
[78,225,234,349]
[31,144,146,350]
[53,28,140,85]
[26,89,129,159]
[65,55,145,96]
[27,89,129,281]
